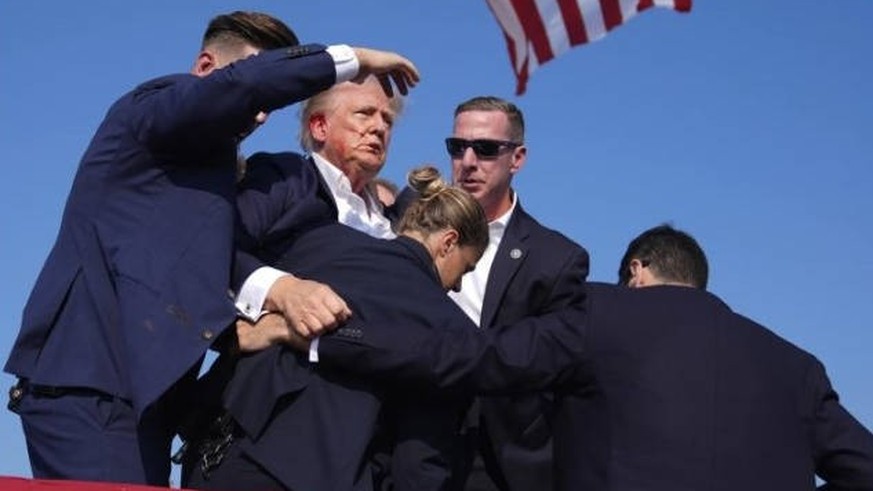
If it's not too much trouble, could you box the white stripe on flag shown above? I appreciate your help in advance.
[486,0,529,74]
[619,0,641,21]
[486,0,691,94]
[578,0,608,43]
[535,0,571,58]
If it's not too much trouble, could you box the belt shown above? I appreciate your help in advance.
[8,379,112,412]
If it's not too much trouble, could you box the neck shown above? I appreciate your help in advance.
[401,230,428,250]
[644,278,694,288]
[483,192,513,222]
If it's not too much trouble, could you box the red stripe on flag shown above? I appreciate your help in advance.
[599,0,624,31]
[673,0,692,12]
[487,0,692,95]
[637,1,693,14]
[557,0,588,45]
[510,0,555,63]
[502,31,530,95]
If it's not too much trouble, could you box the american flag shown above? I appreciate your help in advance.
[485,0,692,94]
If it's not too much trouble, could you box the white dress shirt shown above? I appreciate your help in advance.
[448,193,518,326]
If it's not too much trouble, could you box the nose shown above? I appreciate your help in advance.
[371,116,390,138]
[460,147,478,168]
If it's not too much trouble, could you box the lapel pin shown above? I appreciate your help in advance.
[510,248,523,259]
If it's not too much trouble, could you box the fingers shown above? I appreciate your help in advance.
[235,317,265,352]
[236,314,293,352]
[352,47,420,97]
[287,287,351,338]
[267,276,351,339]
[375,67,416,98]
[285,328,312,353]
[392,71,409,96]
[386,62,418,96]
[378,74,395,98]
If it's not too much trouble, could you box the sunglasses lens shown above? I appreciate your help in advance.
[472,141,501,158]
[446,138,515,159]
[446,138,466,158]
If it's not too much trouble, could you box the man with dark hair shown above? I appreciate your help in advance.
[304,223,873,490]
[538,224,873,489]
[4,10,419,485]
[617,223,709,288]
[202,11,300,49]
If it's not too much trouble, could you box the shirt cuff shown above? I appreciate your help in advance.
[236,266,289,321]
[309,336,321,363]
[327,44,359,83]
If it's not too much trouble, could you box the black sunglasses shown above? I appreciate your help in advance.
[445,138,521,159]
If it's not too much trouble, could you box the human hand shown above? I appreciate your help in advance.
[236,314,289,352]
[263,275,351,339]
[352,47,420,97]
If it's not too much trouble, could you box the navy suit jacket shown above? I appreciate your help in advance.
[232,150,338,288]
[221,224,484,491]
[551,283,873,491]
[5,45,336,415]
[217,156,462,490]
[475,204,589,491]
[318,282,873,491]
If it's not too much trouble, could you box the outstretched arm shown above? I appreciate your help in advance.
[311,305,588,395]
[811,360,873,490]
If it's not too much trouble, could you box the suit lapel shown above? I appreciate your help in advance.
[307,155,340,216]
[480,206,532,328]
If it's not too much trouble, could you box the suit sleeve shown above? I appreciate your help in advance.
[317,304,588,395]
[132,45,335,159]
[542,243,589,313]
[231,153,333,290]
[810,359,873,490]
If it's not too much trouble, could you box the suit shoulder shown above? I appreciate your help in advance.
[729,310,819,366]
[516,207,585,247]
[118,74,199,111]
[516,209,589,261]
[132,73,191,93]
[247,151,309,168]
[238,152,320,199]
[100,73,190,116]
[244,151,315,179]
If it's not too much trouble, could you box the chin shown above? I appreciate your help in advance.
[363,159,386,172]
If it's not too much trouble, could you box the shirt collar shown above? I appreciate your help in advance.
[311,152,382,214]
[488,190,517,243]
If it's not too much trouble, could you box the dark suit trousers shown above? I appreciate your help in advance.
[16,389,173,485]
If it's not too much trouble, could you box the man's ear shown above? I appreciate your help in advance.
[309,114,329,144]
[192,50,219,77]
[628,259,645,288]
[509,144,527,175]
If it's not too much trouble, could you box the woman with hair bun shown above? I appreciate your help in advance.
[187,166,488,491]
[397,165,489,291]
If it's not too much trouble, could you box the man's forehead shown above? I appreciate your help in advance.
[333,83,394,108]
[453,111,510,135]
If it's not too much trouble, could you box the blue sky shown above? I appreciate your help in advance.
[1,0,871,481]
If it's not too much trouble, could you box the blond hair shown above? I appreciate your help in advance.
[398,166,489,254]
[298,77,405,152]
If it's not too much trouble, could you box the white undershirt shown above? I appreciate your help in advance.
[448,193,518,326]
[310,153,395,240]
